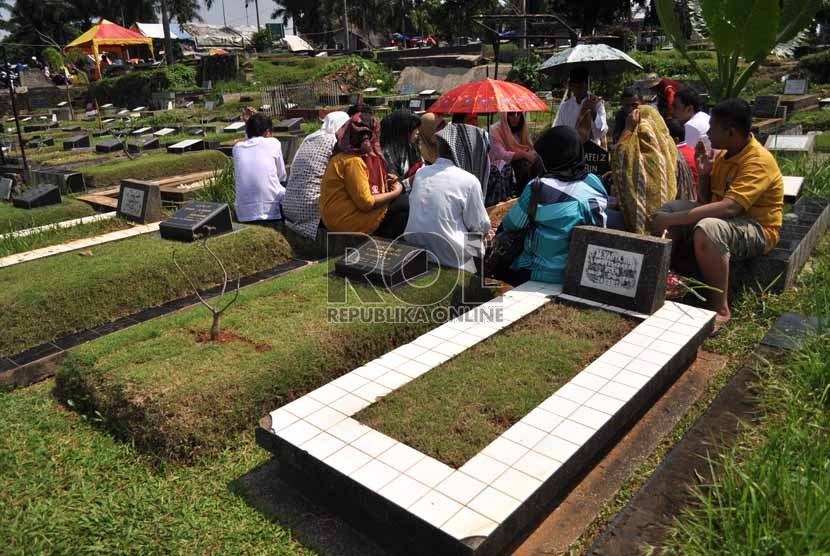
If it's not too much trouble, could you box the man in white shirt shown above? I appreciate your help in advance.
[673,88,710,152]
[404,129,492,271]
[232,113,287,222]
[552,66,608,146]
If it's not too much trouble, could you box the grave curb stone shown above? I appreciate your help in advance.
[564,226,672,315]
[117,179,164,224]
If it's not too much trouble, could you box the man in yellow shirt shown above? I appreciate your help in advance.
[650,98,784,325]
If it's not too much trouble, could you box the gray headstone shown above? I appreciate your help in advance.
[334,237,430,288]
[753,95,780,119]
[783,78,808,96]
[117,180,164,224]
[564,226,672,315]
[765,134,815,153]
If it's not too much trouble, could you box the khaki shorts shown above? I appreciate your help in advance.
[658,200,767,260]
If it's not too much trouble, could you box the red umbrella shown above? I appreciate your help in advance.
[427,79,549,114]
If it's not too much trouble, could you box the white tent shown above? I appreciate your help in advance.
[281,35,313,52]
[131,22,181,40]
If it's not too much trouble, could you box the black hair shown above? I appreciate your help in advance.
[569,66,589,84]
[675,88,702,112]
[711,98,752,136]
[347,103,373,116]
[621,87,636,99]
[451,113,467,124]
[665,118,686,142]
[245,113,272,138]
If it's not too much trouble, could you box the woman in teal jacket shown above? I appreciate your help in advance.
[502,126,610,284]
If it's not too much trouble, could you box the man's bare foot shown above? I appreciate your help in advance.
[711,311,731,336]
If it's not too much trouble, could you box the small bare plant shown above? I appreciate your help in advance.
[172,228,241,341]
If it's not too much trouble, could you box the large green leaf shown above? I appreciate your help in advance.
[778,0,822,44]
[701,0,739,54]
[732,0,780,62]
[654,0,686,51]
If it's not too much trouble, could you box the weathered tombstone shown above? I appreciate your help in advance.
[167,138,206,154]
[223,121,246,132]
[154,127,177,137]
[0,177,13,201]
[764,134,815,155]
[583,141,610,176]
[752,95,780,119]
[334,237,430,288]
[783,176,805,203]
[564,226,672,315]
[96,138,124,153]
[783,78,808,96]
[117,179,164,223]
[159,201,233,242]
[128,135,160,153]
[63,135,90,151]
[274,117,303,133]
[12,185,61,209]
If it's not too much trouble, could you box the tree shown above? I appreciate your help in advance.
[655,0,823,101]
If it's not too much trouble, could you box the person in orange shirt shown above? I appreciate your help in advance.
[649,98,784,326]
[319,113,405,237]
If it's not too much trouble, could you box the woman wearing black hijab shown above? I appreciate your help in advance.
[380,110,423,191]
[499,126,611,284]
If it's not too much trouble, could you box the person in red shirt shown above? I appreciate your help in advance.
[666,118,699,186]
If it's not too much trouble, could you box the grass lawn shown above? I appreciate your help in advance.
[357,302,633,468]
[79,151,228,188]
[55,263,490,461]
[0,198,95,234]
[0,225,292,358]
[0,216,131,258]
[0,382,312,556]
[815,133,830,153]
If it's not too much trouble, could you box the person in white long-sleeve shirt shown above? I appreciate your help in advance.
[404,125,492,271]
[673,88,711,152]
[552,66,608,146]
[232,113,287,222]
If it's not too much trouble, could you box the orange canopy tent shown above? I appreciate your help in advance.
[64,19,154,78]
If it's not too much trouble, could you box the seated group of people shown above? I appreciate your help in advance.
[232,79,784,326]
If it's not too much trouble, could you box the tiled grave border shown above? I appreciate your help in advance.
[256,282,715,556]
[0,259,311,390]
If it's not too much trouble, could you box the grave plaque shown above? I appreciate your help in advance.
[128,136,160,153]
[765,134,815,153]
[154,127,176,137]
[159,201,233,242]
[117,179,163,223]
[783,78,808,96]
[583,141,610,176]
[753,95,780,119]
[12,184,61,209]
[564,226,672,314]
[334,237,429,288]
[783,176,804,202]
[274,117,303,132]
[223,121,246,132]
[167,139,205,154]
[0,177,13,201]
[63,135,90,150]
[96,138,123,153]
[132,126,153,135]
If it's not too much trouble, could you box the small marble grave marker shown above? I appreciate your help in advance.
[21,116,32,122]
[100,103,113,109]
[186,126,206,135]
[12,184,61,209]
[765,134,814,154]
[167,138,205,154]
[117,179,163,223]
[132,126,152,135]
[334,237,429,288]
[583,141,610,176]
[132,106,147,112]
[117,109,130,116]
[564,226,672,314]
[128,136,160,153]
[159,201,233,242]
[101,118,115,125]
[0,177,13,201]
[223,121,246,132]
[96,138,123,153]
[783,176,805,202]
[184,101,195,109]
[57,101,68,107]
[783,78,808,96]
[154,127,176,136]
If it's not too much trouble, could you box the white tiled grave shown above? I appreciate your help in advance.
[257,283,714,556]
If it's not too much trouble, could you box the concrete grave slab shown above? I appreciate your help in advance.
[154,127,177,137]
[783,176,804,203]
[167,139,205,154]
[765,134,815,154]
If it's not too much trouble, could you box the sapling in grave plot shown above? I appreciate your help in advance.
[172,228,240,341]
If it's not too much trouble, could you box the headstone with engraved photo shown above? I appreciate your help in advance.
[583,141,610,176]
[159,201,233,242]
[334,237,429,288]
[564,226,672,314]
[117,180,163,224]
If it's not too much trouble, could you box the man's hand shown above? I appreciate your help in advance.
[583,95,599,115]
[649,212,674,235]
[624,108,640,132]
[695,140,713,178]
[389,179,403,195]
[525,149,539,163]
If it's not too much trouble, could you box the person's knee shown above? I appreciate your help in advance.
[694,219,727,256]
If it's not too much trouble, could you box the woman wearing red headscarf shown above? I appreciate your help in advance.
[319,113,405,236]
[651,77,684,119]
